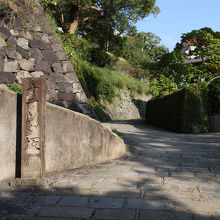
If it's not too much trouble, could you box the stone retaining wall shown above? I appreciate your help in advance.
[0,0,95,118]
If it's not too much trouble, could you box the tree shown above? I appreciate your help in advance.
[40,0,160,35]
[153,28,220,86]
[123,32,168,68]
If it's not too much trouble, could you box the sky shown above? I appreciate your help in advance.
[136,0,220,51]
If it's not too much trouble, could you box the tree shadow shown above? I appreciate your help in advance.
[1,119,220,219]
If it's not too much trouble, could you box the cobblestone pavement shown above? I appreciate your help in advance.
[1,119,220,220]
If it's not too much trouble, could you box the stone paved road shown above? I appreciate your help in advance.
[1,119,220,219]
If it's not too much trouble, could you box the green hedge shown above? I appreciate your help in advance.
[146,84,208,133]
[208,78,220,116]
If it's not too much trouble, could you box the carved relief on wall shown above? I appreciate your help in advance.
[25,83,40,155]
[21,78,46,178]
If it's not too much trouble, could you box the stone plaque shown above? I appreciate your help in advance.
[21,78,45,179]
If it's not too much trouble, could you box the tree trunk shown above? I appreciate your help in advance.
[68,8,80,35]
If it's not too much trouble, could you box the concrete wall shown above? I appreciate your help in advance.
[0,86,17,181]
[209,115,220,132]
[45,103,126,174]
[0,87,126,180]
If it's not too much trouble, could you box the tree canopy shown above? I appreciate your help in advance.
[40,0,159,36]
[151,27,220,86]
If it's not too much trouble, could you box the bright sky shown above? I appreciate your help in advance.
[136,0,220,51]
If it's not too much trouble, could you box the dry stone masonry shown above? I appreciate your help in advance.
[0,0,95,118]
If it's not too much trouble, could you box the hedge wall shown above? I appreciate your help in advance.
[146,84,208,133]
[208,78,220,116]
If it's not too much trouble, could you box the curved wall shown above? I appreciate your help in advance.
[45,103,127,174]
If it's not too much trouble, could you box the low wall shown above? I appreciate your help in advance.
[45,103,126,174]
[0,87,126,181]
[0,86,17,181]
[209,115,220,132]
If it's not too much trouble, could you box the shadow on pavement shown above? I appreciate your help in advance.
[1,119,220,219]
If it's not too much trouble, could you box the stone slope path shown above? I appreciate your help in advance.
[1,119,220,219]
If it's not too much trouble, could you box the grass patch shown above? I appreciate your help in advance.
[112,129,125,139]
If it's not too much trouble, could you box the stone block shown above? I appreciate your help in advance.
[126,199,174,210]
[30,71,44,78]
[0,72,15,83]
[29,39,50,50]
[0,59,3,71]
[6,49,22,60]
[96,188,141,198]
[0,49,6,58]
[62,61,74,72]
[57,92,74,101]
[64,72,79,83]
[18,58,35,71]
[58,196,89,207]
[93,209,136,220]
[16,71,31,84]
[29,196,61,206]
[56,82,73,93]
[0,37,6,48]
[52,62,63,73]
[56,51,68,61]
[0,27,10,37]
[72,82,83,92]
[42,50,59,65]
[35,61,52,74]
[21,30,33,40]
[10,29,20,36]
[3,60,18,72]
[41,34,50,43]
[43,23,54,35]
[50,72,66,82]
[89,197,124,209]
[16,46,30,59]
[46,79,58,90]
[7,36,17,48]
[37,206,93,218]
[13,18,24,30]
[51,43,63,52]
[139,210,193,220]
[30,48,43,62]
[74,92,88,103]
[17,38,29,50]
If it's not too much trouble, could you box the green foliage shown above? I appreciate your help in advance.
[59,33,92,61]
[88,96,110,121]
[0,0,11,18]
[151,28,220,87]
[112,129,124,139]
[0,0,8,12]
[123,32,168,69]
[146,84,208,133]
[7,84,22,94]
[89,48,112,67]
[72,57,150,103]
[148,74,177,97]
[40,0,159,33]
